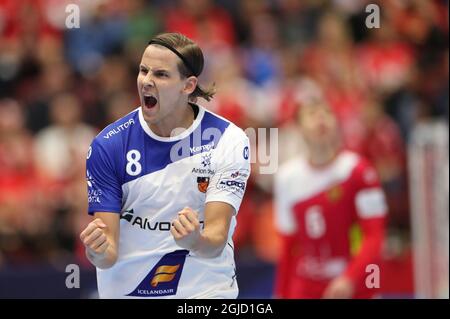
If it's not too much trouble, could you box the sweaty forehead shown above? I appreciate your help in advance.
[140,45,180,70]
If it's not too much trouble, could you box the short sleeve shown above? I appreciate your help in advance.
[86,139,123,215]
[205,133,251,214]
[274,170,297,235]
[353,160,388,219]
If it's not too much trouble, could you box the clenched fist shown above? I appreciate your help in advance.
[80,218,109,256]
[171,207,201,250]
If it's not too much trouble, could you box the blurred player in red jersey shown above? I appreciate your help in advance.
[274,97,387,299]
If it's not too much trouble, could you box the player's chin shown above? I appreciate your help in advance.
[141,102,159,121]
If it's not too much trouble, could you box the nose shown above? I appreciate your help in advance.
[142,72,156,89]
[142,83,155,93]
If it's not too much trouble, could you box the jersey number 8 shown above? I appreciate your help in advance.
[126,150,142,176]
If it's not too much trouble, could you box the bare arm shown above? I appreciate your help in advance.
[80,212,120,269]
[171,202,234,258]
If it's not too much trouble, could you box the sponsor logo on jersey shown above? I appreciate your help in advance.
[191,167,215,175]
[87,170,103,203]
[88,189,102,203]
[197,177,210,193]
[327,185,343,203]
[190,141,215,156]
[219,180,245,191]
[243,146,249,160]
[126,250,189,297]
[121,209,204,231]
[217,178,246,198]
[216,169,249,198]
[230,170,249,179]
[103,118,135,139]
[151,264,181,287]
[86,170,94,188]
[201,152,212,168]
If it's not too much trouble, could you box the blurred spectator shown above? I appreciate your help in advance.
[359,97,409,228]
[206,48,251,128]
[357,14,415,96]
[64,1,127,75]
[24,59,75,133]
[277,0,322,47]
[0,99,50,263]
[33,92,96,182]
[241,11,281,87]
[104,91,138,124]
[165,0,236,50]
[122,0,163,67]
[301,11,367,151]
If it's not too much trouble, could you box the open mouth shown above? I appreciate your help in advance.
[143,94,158,108]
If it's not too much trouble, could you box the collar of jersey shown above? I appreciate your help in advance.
[138,105,205,142]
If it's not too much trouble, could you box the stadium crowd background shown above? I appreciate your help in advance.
[0,0,448,298]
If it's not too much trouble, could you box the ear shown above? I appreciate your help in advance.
[182,76,198,95]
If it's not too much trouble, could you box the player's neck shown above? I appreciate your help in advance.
[149,102,195,137]
[307,145,339,169]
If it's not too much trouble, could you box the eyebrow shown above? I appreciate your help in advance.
[139,65,170,73]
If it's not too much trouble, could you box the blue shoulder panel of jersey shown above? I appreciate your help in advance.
[93,108,230,186]
[92,108,139,156]
[87,109,140,214]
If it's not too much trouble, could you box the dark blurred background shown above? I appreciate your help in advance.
[0,0,448,298]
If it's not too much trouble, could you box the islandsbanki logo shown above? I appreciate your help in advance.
[126,250,189,297]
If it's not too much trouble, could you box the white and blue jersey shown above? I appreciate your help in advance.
[86,104,250,298]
